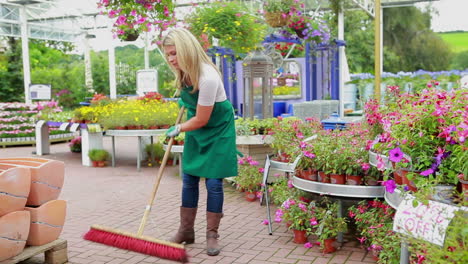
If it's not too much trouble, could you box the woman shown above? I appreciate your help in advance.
[162,28,238,256]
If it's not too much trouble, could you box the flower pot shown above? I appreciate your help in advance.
[318,171,330,183]
[264,11,289,27]
[0,166,30,217]
[459,179,468,201]
[292,229,308,244]
[97,161,107,167]
[122,32,139,41]
[303,169,317,181]
[322,238,337,254]
[371,248,380,261]
[24,200,66,246]
[0,210,30,261]
[346,175,362,185]
[330,173,346,184]
[431,185,455,204]
[295,169,304,179]
[245,191,257,202]
[393,169,404,185]
[294,28,306,39]
[92,161,99,167]
[400,169,418,192]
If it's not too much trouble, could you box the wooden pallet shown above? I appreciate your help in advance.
[0,239,67,264]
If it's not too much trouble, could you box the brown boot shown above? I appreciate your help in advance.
[171,207,197,244]
[206,211,223,256]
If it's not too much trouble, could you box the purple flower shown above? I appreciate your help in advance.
[382,180,396,193]
[420,169,434,177]
[389,147,404,163]
[403,186,410,192]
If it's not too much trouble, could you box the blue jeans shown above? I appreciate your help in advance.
[181,173,224,213]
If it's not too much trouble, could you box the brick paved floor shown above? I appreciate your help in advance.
[0,137,377,264]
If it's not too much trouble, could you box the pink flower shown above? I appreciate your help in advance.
[262,219,269,225]
[304,242,313,248]
[388,147,404,163]
[382,180,396,193]
[310,217,318,226]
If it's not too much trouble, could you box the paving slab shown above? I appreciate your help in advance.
[0,137,376,264]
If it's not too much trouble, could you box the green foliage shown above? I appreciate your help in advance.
[450,50,468,70]
[186,1,267,55]
[88,149,110,161]
[439,31,468,53]
[236,156,263,192]
[409,210,467,263]
[314,198,347,243]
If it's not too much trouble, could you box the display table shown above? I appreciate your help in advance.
[163,144,183,177]
[105,129,167,171]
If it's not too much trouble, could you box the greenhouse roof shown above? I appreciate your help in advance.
[0,0,440,43]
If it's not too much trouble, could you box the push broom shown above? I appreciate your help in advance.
[84,106,188,263]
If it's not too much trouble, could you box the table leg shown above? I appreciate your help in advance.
[137,136,141,171]
[400,241,409,264]
[178,153,183,177]
[111,136,115,167]
[337,199,343,243]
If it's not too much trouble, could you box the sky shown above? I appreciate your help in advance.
[419,0,468,32]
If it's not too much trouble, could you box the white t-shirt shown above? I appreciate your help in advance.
[197,63,227,106]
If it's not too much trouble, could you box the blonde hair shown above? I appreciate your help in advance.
[162,28,220,92]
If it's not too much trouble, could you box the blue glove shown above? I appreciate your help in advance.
[166,124,181,137]
[178,98,185,108]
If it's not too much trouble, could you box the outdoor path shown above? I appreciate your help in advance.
[0,137,377,264]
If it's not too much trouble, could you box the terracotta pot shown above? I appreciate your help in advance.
[0,158,64,206]
[0,166,31,217]
[245,191,257,202]
[460,179,468,201]
[24,200,66,246]
[160,124,171,129]
[322,238,337,254]
[330,174,346,184]
[303,169,318,181]
[393,169,404,185]
[317,171,330,183]
[346,175,362,185]
[0,210,30,261]
[400,169,418,192]
[295,169,304,179]
[371,248,380,261]
[292,229,308,244]
[97,161,106,167]
[92,161,99,167]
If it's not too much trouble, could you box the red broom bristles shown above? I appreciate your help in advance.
[84,227,188,263]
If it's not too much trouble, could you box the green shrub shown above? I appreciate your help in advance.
[88,149,110,161]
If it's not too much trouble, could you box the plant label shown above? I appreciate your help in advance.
[393,197,460,246]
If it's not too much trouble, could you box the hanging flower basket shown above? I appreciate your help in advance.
[264,11,289,27]
[122,32,139,42]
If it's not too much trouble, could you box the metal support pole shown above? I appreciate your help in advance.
[374,0,382,102]
[19,6,31,104]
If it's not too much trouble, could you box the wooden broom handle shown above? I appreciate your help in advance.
[137,106,185,235]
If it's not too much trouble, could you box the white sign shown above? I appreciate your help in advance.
[136,69,158,96]
[30,84,51,100]
[393,197,458,246]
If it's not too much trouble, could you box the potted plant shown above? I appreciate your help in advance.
[275,198,316,244]
[314,199,347,253]
[285,12,331,46]
[97,0,175,41]
[236,156,263,201]
[263,0,298,28]
[68,136,81,153]
[269,175,308,205]
[88,149,110,167]
[186,1,266,54]
[348,200,399,263]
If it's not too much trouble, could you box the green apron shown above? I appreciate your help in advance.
[180,86,238,179]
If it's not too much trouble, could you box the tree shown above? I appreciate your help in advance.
[382,6,452,72]
[0,37,24,102]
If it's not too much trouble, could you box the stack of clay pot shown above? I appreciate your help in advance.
[0,157,66,261]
